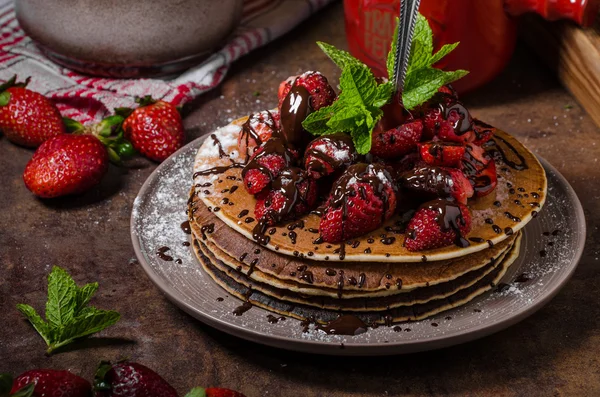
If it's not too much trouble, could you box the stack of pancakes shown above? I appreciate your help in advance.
[187,115,546,325]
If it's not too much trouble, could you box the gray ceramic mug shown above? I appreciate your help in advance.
[15,0,244,77]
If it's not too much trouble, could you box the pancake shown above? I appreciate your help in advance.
[189,191,517,294]
[192,112,546,262]
[194,237,515,311]
[195,233,522,323]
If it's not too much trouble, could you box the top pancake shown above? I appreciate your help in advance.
[193,112,547,262]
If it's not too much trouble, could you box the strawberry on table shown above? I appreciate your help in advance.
[185,387,247,397]
[94,361,177,397]
[0,75,65,147]
[404,198,472,251]
[23,134,109,198]
[320,163,397,243]
[10,369,91,397]
[418,141,466,168]
[118,96,185,162]
[370,119,424,159]
[304,133,358,179]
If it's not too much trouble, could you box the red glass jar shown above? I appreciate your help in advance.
[344,0,600,93]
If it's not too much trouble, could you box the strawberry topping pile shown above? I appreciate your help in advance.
[237,72,499,252]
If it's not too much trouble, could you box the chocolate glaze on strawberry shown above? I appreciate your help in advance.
[304,133,358,178]
[239,111,278,160]
[242,135,295,181]
[435,93,473,135]
[328,163,396,226]
[399,166,456,198]
[280,84,312,147]
[407,198,470,248]
[252,167,313,245]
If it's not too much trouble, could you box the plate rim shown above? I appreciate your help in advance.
[131,135,586,356]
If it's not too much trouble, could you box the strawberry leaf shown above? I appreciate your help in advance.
[0,374,13,395]
[9,383,35,397]
[184,387,207,397]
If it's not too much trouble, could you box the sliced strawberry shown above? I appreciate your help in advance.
[472,119,496,146]
[242,136,296,195]
[370,119,423,159]
[254,168,317,225]
[238,111,279,159]
[418,141,465,167]
[320,163,397,243]
[398,166,473,204]
[404,199,472,251]
[304,133,358,179]
[461,142,491,178]
[437,85,458,98]
[472,158,498,197]
[418,93,474,142]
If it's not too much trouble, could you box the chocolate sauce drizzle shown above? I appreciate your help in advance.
[304,133,357,176]
[251,167,312,245]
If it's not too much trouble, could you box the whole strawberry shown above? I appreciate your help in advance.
[185,387,247,397]
[10,369,91,397]
[94,361,177,397]
[23,134,109,198]
[320,163,397,243]
[404,198,472,251]
[120,96,185,162]
[0,75,65,147]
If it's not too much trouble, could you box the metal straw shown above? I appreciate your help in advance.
[392,0,422,94]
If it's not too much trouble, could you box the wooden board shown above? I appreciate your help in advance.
[520,15,600,127]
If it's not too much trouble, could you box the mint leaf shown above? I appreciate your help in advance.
[51,308,120,353]
[397,14,468,109]
[386,21,399,80]
[403,68,468,110]
[75,282,98,314]
[184,387,207,397]
[46,266,77,328]
[301,54,393,154]
[17,266,120,354]
[16,304,52,346]
[317,42,363,70]
[430,42,459,65]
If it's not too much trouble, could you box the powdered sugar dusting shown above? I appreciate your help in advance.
[132,136,583,354]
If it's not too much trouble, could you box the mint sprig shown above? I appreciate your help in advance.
[17,266,120,354]
[396,14,468,110]
[302,43,393,154]
[302,14,467,154]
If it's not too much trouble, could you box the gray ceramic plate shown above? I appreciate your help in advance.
[131,136,586,356]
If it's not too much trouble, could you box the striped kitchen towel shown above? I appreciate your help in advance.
[0,0,335,124]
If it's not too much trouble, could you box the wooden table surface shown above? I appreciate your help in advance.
[2,3,600,396]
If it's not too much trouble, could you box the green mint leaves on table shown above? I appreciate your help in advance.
[302,13,467,154]
[16,266,120,354]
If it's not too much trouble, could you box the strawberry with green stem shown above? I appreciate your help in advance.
[23,116,134,198]
[0,75,66,147]
[116,96,185,162]
[2,370,91,397]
